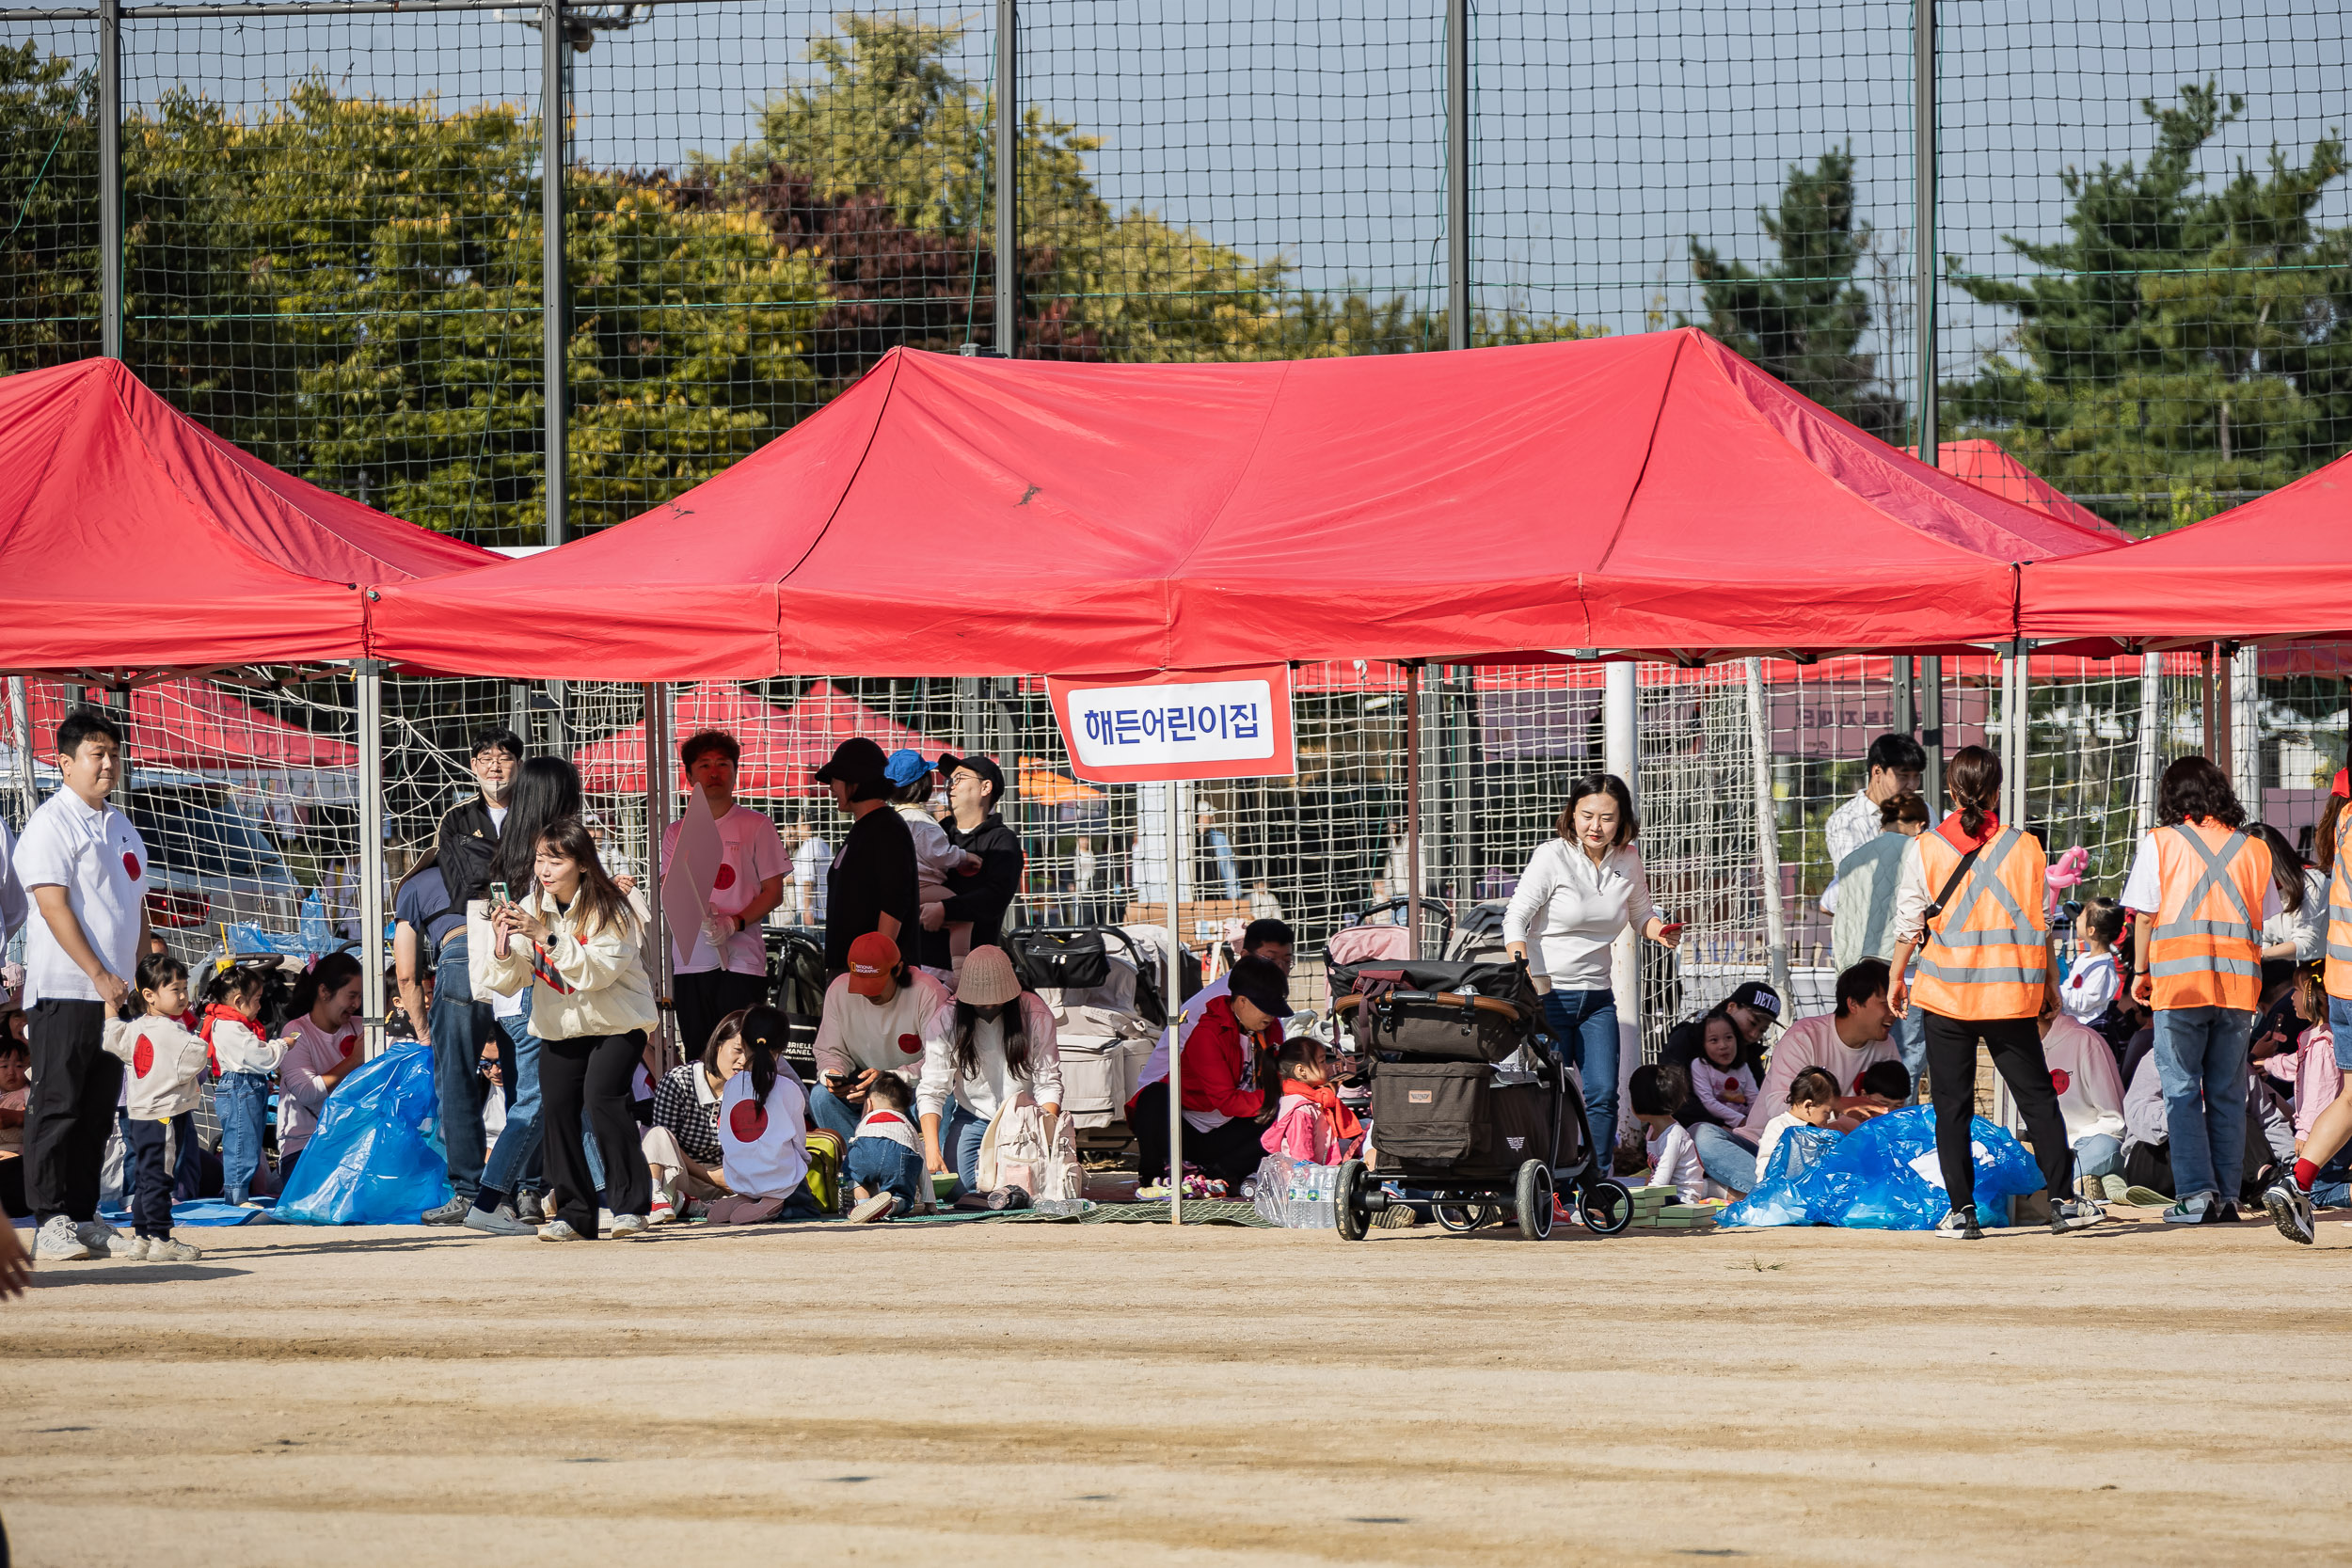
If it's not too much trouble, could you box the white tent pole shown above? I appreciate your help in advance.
[1742,659,1790,1006]
[1603,661,1642,1047]
[1405,662,1422,958]
[642,681,674,1067]
[2231,645,2260,800]
[1166,775,1184,1226]
[2135,652,2164,839]
[6,676,36,824]
[356,659,388,1058]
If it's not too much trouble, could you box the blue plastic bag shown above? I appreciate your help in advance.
[297,892,336,955]
[1720,1125,1841,1227]
[1720,1105,2043,1230]
[275,1040,453,1226]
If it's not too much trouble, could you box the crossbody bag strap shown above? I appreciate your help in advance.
[1921,844,1986,924]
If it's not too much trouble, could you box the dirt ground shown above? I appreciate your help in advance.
[7,1210,2352,1567]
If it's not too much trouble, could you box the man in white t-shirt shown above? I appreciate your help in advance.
[1126,917,1294,1185]
[1688,959,1902,1196]
[660,730,787,1062]
[807,930,954,1140]
[16,708,151,1261]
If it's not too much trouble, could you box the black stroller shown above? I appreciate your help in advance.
[1326,955,1633,1241]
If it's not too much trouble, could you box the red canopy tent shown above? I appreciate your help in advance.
[369,330,2118,678]
[1933,438,2126,539]
[19,677,356,771]
[2018,449,2352,649]
[0,357,497,673]
[572,680,952,795]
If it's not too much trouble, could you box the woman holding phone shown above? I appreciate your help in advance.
[1504,773,1683,1183]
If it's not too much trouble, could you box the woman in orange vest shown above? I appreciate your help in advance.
[2122,756,2289,1227]
[2265,770,2352,1243]
[1886,746,2098,1240]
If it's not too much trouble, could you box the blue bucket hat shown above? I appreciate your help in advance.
[882,748,931,787]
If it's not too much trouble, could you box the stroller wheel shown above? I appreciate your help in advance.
[1517,1161,1555,1241]
[1434,1202,1498,1233]
[1333,1159,1370,1242]
[1578,1178,1634,1237]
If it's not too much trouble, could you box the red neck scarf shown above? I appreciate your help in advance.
[1282,1079,1363,1141]
[199,1001,259,1045]
[1934,809,2002,852]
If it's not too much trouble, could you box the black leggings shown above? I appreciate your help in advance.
[1128,1081,1264,1187]
[537,1031,652,1236]
[1922,1011,2073,1212]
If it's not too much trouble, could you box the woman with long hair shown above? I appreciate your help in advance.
[464,755,589,1234]
[1502,773,1682,1184]
[481,816,659,1241]
[1887,745,2096,1239]
[916,944,1061,1197]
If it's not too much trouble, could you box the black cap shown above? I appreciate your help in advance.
[936,752,1007,804]
[815,736,888,786]
[1227,955,1292,1020]
[1725,980,1783,1021]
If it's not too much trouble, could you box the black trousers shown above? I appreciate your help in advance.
[2123,1140,2173,1198]
[124,1116,186,1240]
[673,969,770,1065]
[1922,1010,2073,1212]
[538,1030,652,1236]
[0,1154,24,1217]
[1130,1083,1264,1187]
[25,999,119,1224]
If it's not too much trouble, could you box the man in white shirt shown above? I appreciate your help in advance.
[1126,918,1295,1185]
[807,930,954,1140]
[16,709,151,1260]
[1819,733,1927,916]
[1688,960,1901,1196]
[661,730,787,1062]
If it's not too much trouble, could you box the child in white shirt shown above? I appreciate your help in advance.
[1687,1013,1760,1127]
[1752,1067,1842,1183]
[102,954,211,1261]
[199,965,292,1206]
[845,1069,930,1222]
[2059,898,2124,1024]
[1631,1063,1708,1202]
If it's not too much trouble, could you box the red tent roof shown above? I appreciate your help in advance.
[0,357,497,672]
[21,677,357,770]
[2019,450,2352,648]
[572,680,952,796]
[371,330,2116,678]
[1933,438,2126,539]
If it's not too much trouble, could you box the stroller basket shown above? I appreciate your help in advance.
[1331,956,1541,1064]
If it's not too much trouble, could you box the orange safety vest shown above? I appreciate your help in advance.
[2328,801,2352,1002]
[1913,827,2049,1021]
[2148,820,2270,1012]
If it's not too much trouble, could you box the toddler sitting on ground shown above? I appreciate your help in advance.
[1261,1040,1364,1164]
[1753,1066,1842,1181]
[1687,1013,1760,1128]
[846,1070,931,1223]
[1631,1063,1708,1201]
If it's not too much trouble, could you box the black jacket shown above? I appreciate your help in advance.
[933,811,1024,965]
[436,797,502,909]
[1659,1010,1769,1129]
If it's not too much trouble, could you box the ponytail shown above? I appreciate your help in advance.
[1946,745,2002,841]
[739,1003,791,1106]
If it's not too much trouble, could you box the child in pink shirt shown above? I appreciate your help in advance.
[2291,971,2342,1145]
[1261,1041,1362,1164]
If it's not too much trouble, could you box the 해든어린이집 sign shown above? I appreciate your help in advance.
[1044,665,1295,783]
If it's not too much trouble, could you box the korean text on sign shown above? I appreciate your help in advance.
[1065,679,1277,771]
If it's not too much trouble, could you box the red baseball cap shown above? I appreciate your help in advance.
[846,931,899,996]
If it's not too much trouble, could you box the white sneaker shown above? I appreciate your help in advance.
[607,1212,650,1240]
[646,1198,676,1227]
[537,1220,586,1243]
[124,1235,153,1260]
[1932,1207,1982,1240]
[143,1237,201,1262]
[34,1216,96,1259]
[848,1193,899,1224]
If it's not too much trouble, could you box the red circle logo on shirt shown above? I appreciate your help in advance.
[122,851,141,882]
[729,1101,769,1142]
[713,863,737,891]
[133,1037,154,1077]
[898,1032,923,1055]
[2050,1068,2072,1096]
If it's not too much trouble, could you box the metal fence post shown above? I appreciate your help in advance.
[541,0,567,546]
[994,0,1018,356]
[1742,659,1791,1010]
[1912,0,1937,465]
[1405,662,1423,956]
[99,0,122,358]
[2134,651,2164,838]
[1604,662,1642,1047]
[6,676,37,826]
[1445,0,1470,350]
[2231,646,2261,801]
[356,660,389,1056]
[1920,655,1944,812]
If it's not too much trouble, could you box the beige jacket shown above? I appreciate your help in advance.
[474,887,660,1041]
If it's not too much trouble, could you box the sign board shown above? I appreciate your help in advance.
[1045,665,1295,784]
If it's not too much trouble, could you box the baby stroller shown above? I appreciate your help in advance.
[1007,925,1166,1153]
[763,926,828,1079]
[1326,895,1454,970]
[1326,954,1632,1241]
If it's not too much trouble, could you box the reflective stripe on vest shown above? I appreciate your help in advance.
[2148,823,2266,1012]
[1912,827,2049,1020]
[2328,802,2352,999]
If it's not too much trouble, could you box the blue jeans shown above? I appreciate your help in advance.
[2074,1132,2123,1181]
[1542,988,1620,1176]
[1692,1121,1758,1194]
[2333,997,2352,1071]
[936,1100,990,1197]
[807,1085,861,1143]
[429,935,498,1204]
[2153,1005,2252,1205]
[215,1070,271,1202]
[846,1135,928,1208]
[1892,1007,1928,1101]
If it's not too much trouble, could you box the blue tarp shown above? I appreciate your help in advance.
[274,1039,453,1226]
[1720,1104,2044,1230]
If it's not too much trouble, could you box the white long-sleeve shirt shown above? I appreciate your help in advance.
[917,991,1062,1120]
[1817,788,1881,915]
[2058,951,2120,1022]
[1502,838,1657,992]
[2040,1015,2125,1147]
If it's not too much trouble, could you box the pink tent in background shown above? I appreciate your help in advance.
[20,677,357,772]
[1933,438,2126,540]
[572,680,953,796]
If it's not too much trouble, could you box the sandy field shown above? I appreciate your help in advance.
[6,1209,2352,1567]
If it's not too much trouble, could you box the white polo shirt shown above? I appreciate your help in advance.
[14,787,148,1007]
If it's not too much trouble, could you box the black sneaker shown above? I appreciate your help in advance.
[2262,1177,2316,1245]
[1932,1207,1981,1240]
[2201,1200,2242,1226]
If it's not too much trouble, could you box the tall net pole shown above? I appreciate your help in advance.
[540,0,566,546]
[1911,0,1937,469]
[994,0,1018,357]
[96,0,119,357]
[1445,0,1470,351]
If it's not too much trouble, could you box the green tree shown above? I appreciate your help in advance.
[0,42,100,372]
[1684,147,1904,441]
[1945,83,2352,533]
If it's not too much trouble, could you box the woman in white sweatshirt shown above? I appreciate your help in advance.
[1503,773,1682,1177]
[481,816,660,1242]
[918,943,1060,1197]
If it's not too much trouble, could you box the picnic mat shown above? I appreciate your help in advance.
[988,1199,1273,1227]
[95,1198,271,1227]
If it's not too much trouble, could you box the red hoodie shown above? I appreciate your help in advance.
[1178,995,1274,1123]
